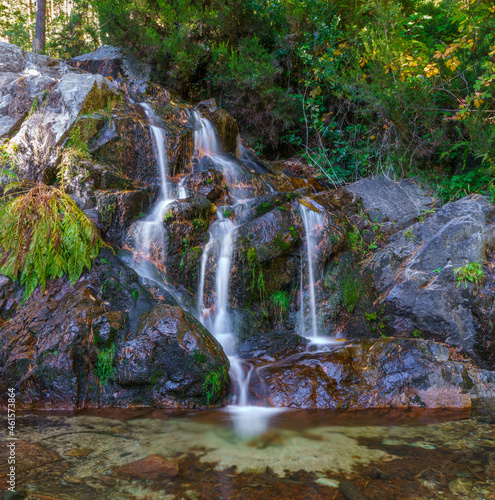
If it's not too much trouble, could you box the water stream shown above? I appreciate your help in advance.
[131,103,174,259]
[193,111,281,436]
[300,203,323,339]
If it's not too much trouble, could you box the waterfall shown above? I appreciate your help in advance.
[193,110,281,436]
[193,110,220,156]
[177,177,188,199]
[131,103,174,258]
[300,203,324,338]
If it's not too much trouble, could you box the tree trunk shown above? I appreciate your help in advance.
[33,0,47,53]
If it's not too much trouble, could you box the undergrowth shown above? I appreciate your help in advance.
[0,183,107,301]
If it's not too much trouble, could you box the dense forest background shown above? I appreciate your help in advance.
[1,0,495,201]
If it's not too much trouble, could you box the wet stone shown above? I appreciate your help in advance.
[114,454,179,480]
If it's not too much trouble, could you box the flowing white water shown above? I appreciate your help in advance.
[300,203,324,338]
[132,104,174,258]
[177,177,188,199]
[193,110,281,436]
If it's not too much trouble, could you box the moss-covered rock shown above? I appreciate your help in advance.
[0,249,229,409]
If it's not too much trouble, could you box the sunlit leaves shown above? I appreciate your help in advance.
[0,184,107,301]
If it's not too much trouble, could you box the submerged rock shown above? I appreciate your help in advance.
[259,339,495,409]
[0,250,229,409]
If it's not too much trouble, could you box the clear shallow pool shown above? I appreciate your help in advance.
[1,406,494,499]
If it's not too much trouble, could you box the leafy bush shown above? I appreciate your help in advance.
[453,262,484,288]
[0,183,106,301]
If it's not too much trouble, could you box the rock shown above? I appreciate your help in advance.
[345,175,437,234]
[259,339,495,409]
[113,303,229,406]
[339,481,369,500]
[372,195,495,360]
[114,454,179,480]
[179,169,230,204]
[96,188,156,243]
[448,478,473,496]
[0,249,229,409]
[10,70,114,181]
[237,330,308,361]
[68,45,151,81]
[0,441,68,490]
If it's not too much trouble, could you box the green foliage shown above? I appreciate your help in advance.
[412,328,422,338]
[347,225,365,254]
[365,311,377,322]
[193,218,206,229]
[0,0,100,58]
[203,367,228,405]
[271,290,290,323]
[0,184,106,301]
[95,344,115,383]
[404,229,415,242]
[453,261,484,288]
[223,209,231,218]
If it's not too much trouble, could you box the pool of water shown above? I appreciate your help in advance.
[1,405,494,499]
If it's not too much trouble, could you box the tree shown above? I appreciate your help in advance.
[33,0,46,53]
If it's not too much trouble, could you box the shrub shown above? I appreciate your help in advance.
[0,183,106,301]
[453,262,484,288]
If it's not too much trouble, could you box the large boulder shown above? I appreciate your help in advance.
[372,195,495,363]
[346,175,437,235]
[259,339,495,409]
[68,45,151,81]
[0,250,229,409]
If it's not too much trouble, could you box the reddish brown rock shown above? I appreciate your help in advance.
[114,454,179,480]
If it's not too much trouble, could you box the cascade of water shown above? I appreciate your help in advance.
[130,104,175,259]
[192,109,282,436]
[140,103,169,200]
[192,110,220,156]
[300,203,324,338]
[177,177,188,199]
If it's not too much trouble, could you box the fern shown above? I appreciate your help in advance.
[0,183,107,302]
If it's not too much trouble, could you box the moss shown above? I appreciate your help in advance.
[342,274,363,313]
[203,366,228,405]
[255,201,273,216]
[150,369,164,384]
[192,350,207,364]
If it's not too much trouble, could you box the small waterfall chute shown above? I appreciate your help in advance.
[193,109,283,436]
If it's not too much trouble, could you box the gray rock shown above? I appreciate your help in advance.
[346,175,437,234]
[372,195,495,358]
[69,45,151,81]
[10,72,114,180]
[0,249,229,409]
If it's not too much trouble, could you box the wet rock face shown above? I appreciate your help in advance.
[0,250,229,409]
[259,339,495,409]
[371,195,495,362]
